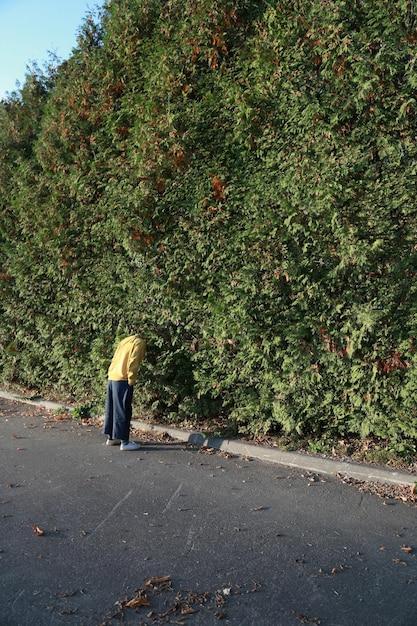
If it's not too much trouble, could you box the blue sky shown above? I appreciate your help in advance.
[0,0,104,98]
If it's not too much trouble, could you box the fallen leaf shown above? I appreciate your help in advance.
[124,595,150,608]
[401,545,413,554]
[219,451,235,459]
[215,592,225,606]
[200,447,216,455]
[392,558,407,566]
[32,525,45,536]
[181,606,197,615]
[144,575,172,590]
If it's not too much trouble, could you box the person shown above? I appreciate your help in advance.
[104,333,146,450]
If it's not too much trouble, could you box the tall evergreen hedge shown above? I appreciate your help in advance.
[1,0,417,450]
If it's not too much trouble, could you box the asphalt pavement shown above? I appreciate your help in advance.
[1,398,416,626]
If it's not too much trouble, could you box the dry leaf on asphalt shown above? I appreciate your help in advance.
[100,578,244,625]
[338,476,417,505]
[200,447,216,455]
[330,564,348,575]
[124,595,150,608]
[32,525,45,536]
[401,545,413,554]
[215,592,225,607]
[144,575,172,590]
[181,606,197,615]
[219,451,236,459]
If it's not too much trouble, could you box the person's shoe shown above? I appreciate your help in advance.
[120,441,141,451]
[106,438,121,446]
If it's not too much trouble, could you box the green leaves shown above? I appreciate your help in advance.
[0,0,416,447]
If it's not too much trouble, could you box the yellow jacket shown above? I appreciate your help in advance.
[108,335,146,385]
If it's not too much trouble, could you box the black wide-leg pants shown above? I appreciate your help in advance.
[104,380,133,441]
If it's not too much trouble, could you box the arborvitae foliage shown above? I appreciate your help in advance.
[1,0,417,452]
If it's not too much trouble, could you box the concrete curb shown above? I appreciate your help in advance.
[0,389,72,413]
[130,419,417,487]
[1,389,416,488]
